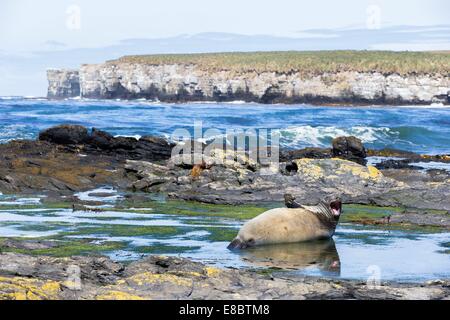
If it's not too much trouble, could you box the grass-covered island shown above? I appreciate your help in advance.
[49,50,450,104]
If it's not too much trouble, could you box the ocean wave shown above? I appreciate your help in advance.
[0,124,35,143]
[276,126,395,148]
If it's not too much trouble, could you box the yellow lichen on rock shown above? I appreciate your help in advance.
[367,165,381,179]
[204,267,221,277]
[332,158,382,181]
[0,276,61,300]
[294,159,324,180]
[96,290,145,300]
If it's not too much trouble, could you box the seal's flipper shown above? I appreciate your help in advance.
[284,194,302,209]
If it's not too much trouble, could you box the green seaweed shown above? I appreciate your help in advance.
[203,227,238,242]
[70,225,181,237]
[0,238,126,257]
[134,244,201,254]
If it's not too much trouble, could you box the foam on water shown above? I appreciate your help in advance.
[74,187,123,203]
[277,125,395,148]
[1,98,450,154]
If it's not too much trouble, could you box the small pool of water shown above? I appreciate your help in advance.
[0,191,448,283]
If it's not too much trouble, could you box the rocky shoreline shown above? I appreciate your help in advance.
[0,125,449,228]
[0,125,449,300]
[0,252,448,300]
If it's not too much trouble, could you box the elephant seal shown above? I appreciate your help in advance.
[228,196,342,249]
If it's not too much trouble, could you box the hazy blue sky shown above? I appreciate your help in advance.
[1,0,449,53]
[0,0,449,96]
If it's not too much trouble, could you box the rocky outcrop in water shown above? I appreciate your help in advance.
[47,63,450,104]
[0,253,447,300]
[38,125,175,161]
[0,125,173,194]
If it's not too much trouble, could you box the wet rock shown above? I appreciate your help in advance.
[389,211,450,228]
[39,125,89,145]
[332,136,366,165]
[280,147,332,162]
[39,125,175,162]
[375,159,422,170]
[1,239,58,251]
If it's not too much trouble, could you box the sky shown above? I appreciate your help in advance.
[0,0,449,96]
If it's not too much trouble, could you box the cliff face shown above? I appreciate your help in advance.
[47,69,80,99]
[48,63,450,104]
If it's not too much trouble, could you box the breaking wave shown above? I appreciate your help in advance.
[277,126,399,149]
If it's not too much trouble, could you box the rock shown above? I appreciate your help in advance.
[280,147,331,162]
[38,125,174,161]
[39,125,89,145]
[49,63,450,105]
[332,136,366,165]
[0,253,448,300]
[1,239,58,250]
[375,159,422,170]
[47,69,80,99]
[126,155,401,207]
[88,128,115,149]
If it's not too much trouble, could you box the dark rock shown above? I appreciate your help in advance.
[375,159,422,170]
[88,128,115,149]
[39,124,89,145]
[38,125,175,162]
[367,148,421,159]
[280,147,331,162]
[332,136,366,165]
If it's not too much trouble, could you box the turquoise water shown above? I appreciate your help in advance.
[1,97,450,154]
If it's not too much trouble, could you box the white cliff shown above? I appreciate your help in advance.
[48,63,449,104]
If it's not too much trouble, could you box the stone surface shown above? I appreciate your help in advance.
[332,136,366,165]
[39,125,89,145]
[0,253,447,300]
[47,69,80,99]
[47,64,450,104]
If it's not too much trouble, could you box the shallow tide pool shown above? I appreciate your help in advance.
[0,191,449,283]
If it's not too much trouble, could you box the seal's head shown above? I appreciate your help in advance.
[315,197,342,227]
[329,199,342,218]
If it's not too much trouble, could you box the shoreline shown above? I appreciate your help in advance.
[5,95,450,108]
[0,252,448,300]
[0,125,448,299]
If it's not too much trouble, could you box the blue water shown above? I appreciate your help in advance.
[1,97,450,154]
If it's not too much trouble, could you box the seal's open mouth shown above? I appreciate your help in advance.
[329,200,342,216]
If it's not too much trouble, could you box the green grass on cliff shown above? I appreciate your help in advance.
[110,51,450,75]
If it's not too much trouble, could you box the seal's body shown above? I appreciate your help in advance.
[228,198,342,249]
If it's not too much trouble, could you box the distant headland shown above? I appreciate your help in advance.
[47,51,450,105]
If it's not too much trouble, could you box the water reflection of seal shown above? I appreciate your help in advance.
[240,239,341,275]
[228,197,342,249]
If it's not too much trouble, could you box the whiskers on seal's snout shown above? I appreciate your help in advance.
[227,237,255,250]
[227,238,245,250]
